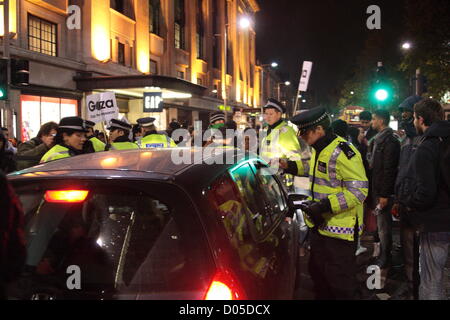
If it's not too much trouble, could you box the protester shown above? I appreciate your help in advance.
[331,119,349,140]
[16,122,58,170]
[359,111,378,142]
[367,109,400,269]
[400,99,450,300]
[0,132,16,174]
[0,172,26,299]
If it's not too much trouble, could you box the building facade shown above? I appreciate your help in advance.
[0,0,261,141]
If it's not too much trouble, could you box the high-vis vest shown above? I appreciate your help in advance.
[260,121,309,183]
[108,141,139,151]
[90,137,106,152]
[40,144,71,163]
[140,134,177,149]
[297,136,369,242]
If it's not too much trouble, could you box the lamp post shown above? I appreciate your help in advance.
[277,81,291,102]
[259,62,278,121]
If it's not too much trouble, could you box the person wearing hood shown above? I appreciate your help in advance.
[367,109,401,269]
[401,99,450,300]
[398,95,422,145]
[40,117,88,163]
[0,132,16,173]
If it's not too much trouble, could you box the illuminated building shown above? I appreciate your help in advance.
[0,0,261,139]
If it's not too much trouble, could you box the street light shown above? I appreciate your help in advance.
[402,42,412,50]
[271,62,278,68]
[239,17,251,29]
[277,81,291,101]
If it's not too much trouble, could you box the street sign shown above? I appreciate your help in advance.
[143,92,163,113]
[298,61,313,92]
[86,92,119,123]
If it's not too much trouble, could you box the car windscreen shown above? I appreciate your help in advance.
[8,180,214,300]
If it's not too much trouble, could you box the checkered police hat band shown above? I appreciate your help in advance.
[298,113,329,130]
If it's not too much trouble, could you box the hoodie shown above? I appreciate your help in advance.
[405,121,450,232]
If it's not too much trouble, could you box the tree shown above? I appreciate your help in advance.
[399,0,450,101]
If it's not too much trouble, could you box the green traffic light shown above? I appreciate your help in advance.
[0,89,5,99]
[375,89,389,102]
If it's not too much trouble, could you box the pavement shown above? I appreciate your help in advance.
[293,221,450,300]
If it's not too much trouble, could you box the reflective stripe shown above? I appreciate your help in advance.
[348,187,367,202]
[321,224,364,235]
[328,147,342,186]
[343,181,369,189]
[337,192,348,210]
[313,191,329,200]
[166,135,171,147]
[302,159,310,173]
[311,176,335,187]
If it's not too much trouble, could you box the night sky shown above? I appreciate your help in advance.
[256,0,405,106]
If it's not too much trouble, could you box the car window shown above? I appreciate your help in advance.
[230,163,274,239]
[252,162,288,222]
[9,182,213,300]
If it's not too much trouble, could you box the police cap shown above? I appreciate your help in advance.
[137,117,156,127]
[108,119,132,131]
[263,98,286,114]
[210,111,226,124]
[290,107,330,135]
[85,120,96,129]
[58,117,89,132]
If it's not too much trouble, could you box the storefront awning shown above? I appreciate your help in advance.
[74,74,207,97]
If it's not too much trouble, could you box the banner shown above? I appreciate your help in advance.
[298,61,313,92]
[86,92,119,123]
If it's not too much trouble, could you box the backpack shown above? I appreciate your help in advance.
[395,136,421,207]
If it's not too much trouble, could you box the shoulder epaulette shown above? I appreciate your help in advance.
[338,142,356,159]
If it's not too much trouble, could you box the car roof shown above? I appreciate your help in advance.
[8,148,258,184]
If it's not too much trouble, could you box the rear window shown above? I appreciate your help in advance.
[8,181,214,300]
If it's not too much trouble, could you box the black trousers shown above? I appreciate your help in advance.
[309,230,358,300]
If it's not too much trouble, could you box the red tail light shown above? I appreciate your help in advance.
[204,271,246,300]
[44,190,89,203]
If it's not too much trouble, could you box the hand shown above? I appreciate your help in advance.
[42,134,55,148]
[378,197,389,210]
[279,159,288,170]
[391,203,400,219]
[299,200,330,227]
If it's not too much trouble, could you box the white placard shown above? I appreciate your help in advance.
[86,92,119,123]
[298,61,313,92]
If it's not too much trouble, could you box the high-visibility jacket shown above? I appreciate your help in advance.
[260,121,309,185]
[108,141,139,151]
[90,137,106,152]
[40,144,72,163]
[297,136,369,242]
[140,134,177,149]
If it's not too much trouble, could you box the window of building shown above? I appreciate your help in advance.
[149,0,161,36]
[196,0,205,59]
[20,95,78,141]
[212,0,220,69]
[28,14,57,57]
[174,0,185,50]
[177,71,185,80]
[110,0,135,20]
[150,59,158,74]
[197,77,203,86]
[118,42,126,65]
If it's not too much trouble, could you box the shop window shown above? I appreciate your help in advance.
[28,14,57,57]
[150,60,158,74]
[20,95,78,141]
[174,0,185,50]
[149,0,161,36]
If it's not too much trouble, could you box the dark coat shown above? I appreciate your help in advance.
[16,137,51,170]
[404,121,450,232]
[368,128,401,199]
[0,133,16,174]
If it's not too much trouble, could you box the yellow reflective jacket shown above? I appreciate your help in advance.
[298,136,369,242]
[140,134,177,148]
[108,141,139,151]
[40,144,71,163]
[90,137,106,152]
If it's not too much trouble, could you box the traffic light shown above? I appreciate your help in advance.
[0,58,8,101]
[371,62,393,106]
[11,59,30,86]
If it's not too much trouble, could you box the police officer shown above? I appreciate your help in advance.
[41,117,88,163]
[83,120,106,153]
[137,117,177,148]
[105,119,139,151]
[260,98,306,190]
[287,107,368,300]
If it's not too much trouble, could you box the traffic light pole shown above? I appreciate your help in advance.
[1,0,11,127]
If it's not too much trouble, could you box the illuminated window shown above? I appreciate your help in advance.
[28,14,57,57]
[174,0,185,50]
[149,0,161,36]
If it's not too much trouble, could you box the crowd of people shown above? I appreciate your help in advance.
[0,95,449,300]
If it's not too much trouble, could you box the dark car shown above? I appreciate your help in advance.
[7,148,301,300]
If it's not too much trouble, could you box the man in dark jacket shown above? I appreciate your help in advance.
[16,122,58,170]
[368,109,401,269]
[402,99,450,300]
[0,133,16,174]
[0,172,26,299]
